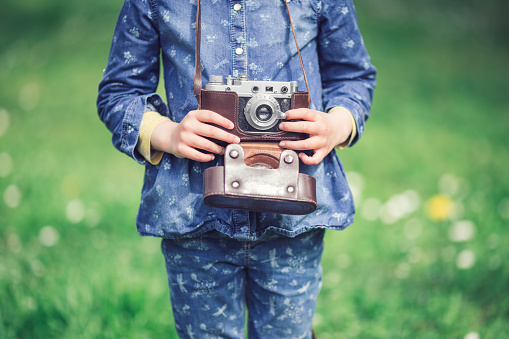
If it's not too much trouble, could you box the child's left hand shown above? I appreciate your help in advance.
[278,107,353,165]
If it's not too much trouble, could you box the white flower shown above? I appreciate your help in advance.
[162,10,170,23]
[129,27,140,38]
[124,51,137,64]
[342,39,355,49]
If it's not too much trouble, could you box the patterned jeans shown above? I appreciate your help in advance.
[161,229,325,339]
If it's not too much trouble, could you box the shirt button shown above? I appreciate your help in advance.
[235,47,244,55]
[233,4,242,11]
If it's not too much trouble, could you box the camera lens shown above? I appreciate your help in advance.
[255,104,273,122]
[243,94,282,131]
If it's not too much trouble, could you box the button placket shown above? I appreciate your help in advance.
[231,0,247,76]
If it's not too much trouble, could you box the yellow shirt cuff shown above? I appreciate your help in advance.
[329,107,357,150]
[137,111,171,165]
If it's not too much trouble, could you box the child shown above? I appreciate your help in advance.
[97,0,376,337]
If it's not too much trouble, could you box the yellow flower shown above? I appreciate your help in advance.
[426,194,453,221]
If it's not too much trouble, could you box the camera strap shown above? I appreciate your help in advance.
[193,0,311,107]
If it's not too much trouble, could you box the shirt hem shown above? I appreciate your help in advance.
[136,220,352,241]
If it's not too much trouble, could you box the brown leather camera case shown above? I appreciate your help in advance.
[203,143,317,215]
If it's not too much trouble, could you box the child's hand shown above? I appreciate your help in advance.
[151,109,240,162]
[278,107,353,165]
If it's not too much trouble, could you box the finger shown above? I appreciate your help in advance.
[278,120,320,135]
[283,108,319,122]
[180,133,226,155]
[279,137,323,151]
[177,145,216,162]
[193,123,241,145]
[193,110,235,130]
[298,149,326,166]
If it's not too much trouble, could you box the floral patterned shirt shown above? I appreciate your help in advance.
[97,0,376,240]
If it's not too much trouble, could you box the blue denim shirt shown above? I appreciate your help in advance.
[97,0,376,241]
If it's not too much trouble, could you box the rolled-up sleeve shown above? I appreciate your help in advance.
[97,0,168,164]
[318,0,376,147]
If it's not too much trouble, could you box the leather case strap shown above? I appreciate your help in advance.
[194,0,202,106]
[194,0,310,107]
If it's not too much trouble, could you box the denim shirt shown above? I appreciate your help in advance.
[97,0,376,241]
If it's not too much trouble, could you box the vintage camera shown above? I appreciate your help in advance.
[201,75,317,215]
[200,74,309,142]
[205,74,298,134]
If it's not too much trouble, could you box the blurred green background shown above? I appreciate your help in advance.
[1,0,508,338]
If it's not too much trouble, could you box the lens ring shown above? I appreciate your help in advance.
[244,94,281,131]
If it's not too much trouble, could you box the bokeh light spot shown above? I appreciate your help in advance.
[464,332,480,339]
[380,190,421,225]
[498,198,509,219]
[361,197,381,221]
[0,152,13,177]
[346,171,365,203]
[456,249,475,269]
[18,82,40,111]
[86,206,102,228]
[395,263,410,279]
[39,226,60,247]
[4,184,21,208]
[439,173,461,196]
[66,199,85,223]
[0,108,9,136]
[7,232,22,253]
[30,259,45,277]
[407,247,423,263]
[449,220,476,242]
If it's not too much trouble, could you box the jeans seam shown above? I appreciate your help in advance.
[243,241,250,267]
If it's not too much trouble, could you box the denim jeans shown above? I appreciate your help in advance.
[161,229,325,339]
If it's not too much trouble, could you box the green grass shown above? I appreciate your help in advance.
[1,0,508,338]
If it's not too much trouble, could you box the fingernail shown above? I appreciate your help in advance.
[234,137,240,144]
[280,141,286,148]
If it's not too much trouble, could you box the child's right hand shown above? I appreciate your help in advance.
[150,109,241,162]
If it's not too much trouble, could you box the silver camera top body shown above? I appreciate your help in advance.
[205,74,299,131]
